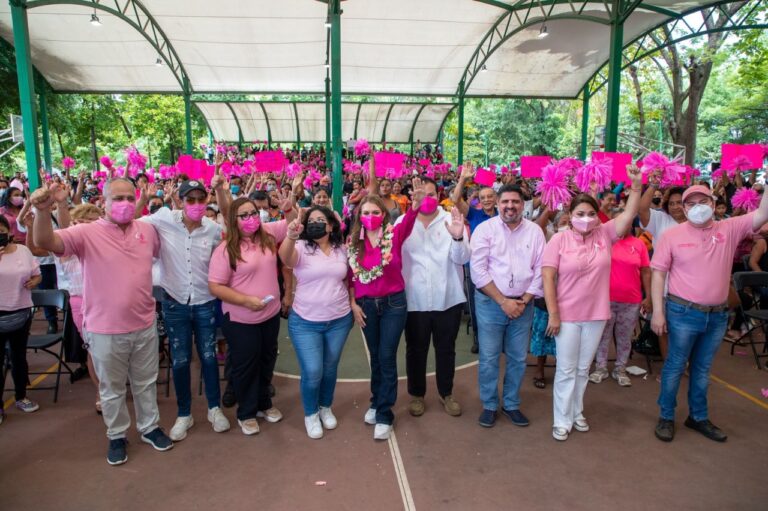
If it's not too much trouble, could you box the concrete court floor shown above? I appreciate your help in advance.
[1,317,767,511]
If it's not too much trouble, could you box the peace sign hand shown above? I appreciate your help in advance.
[411,177,426,211]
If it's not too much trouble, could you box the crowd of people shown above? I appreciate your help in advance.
[1,141,767,467]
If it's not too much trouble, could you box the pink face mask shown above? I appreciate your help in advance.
[239,216,260,234]
[108,200,135,225]
[419,196,439,215]
[10,196,23,207]
[571,216,599,233]
[184,203,207,222]
[360,214,383,231]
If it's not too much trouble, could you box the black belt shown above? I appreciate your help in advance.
[478,289,522,300]
[667,294,728,313]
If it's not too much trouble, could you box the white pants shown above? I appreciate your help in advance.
[553,320,607,430]
[85,322,160,440]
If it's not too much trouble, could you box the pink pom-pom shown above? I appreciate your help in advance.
[100,155,114,169]
[285,163,302,179]
[732,188,760,212]
[536,163,573,211]
[573,158,611,193]
[641,152,684,186]
[558,158,583,172]
[61,156,75,171]
[125,146,148,173]
[354,139,371,159]
[303,176,313,189]
[727,155,754,173]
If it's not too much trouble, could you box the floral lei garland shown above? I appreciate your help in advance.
[348,225,394,284]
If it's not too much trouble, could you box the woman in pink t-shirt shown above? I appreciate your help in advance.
[589,209,651,387]
[209,196,295,436]
[542,165,642,442]
[279,206,353,439]
[348,177,425,441]
[0,214,42,423]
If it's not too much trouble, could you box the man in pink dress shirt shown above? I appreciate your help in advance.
[470,184,546,429]
[32,178,173,466]
[651,184,768,443]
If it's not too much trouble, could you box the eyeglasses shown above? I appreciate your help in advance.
[237,211,259,220]
[184,196,207,205]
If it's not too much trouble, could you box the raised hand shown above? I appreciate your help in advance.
[214,151,225,168]
[29,184,56,211]
[627,163,642,188]
[461,161,475,180]
[276,188,295,212]
[411,177,426,210]
[286,216,304,240]
[444,206,465,239]
[210,173,225,190]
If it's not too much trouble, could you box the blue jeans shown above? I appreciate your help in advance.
[288,311,353,416]
[358,291,408,425]
[658,301,729,421]
[161,296,220,416]
[475,290,534,411]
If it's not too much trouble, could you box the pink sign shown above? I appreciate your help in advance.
[374,151,406,178]
[474,168,496,187]
[176,154,193,175]
[520,156,552,178]
[254,150,288,173]
[721,144,764,170]
[592,151,633,184]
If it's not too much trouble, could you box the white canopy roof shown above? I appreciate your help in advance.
[196,101,455,144]
[0,0,733,98]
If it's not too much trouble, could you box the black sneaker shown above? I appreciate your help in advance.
[107,438,128,466]
[655,418,675,442]
[70,366,89,383]
[684,417,727,442]
[502,408,530,427]
[141,428,174,452]
[478,409,497,428]
[222,384,236,408]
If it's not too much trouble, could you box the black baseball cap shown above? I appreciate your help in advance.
[179,180,206,197]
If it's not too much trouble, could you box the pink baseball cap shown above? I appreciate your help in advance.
[681,185,713,203]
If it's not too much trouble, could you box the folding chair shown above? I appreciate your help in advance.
[729,272,768,370]
[26,289,75,402]
[153,286,173,397]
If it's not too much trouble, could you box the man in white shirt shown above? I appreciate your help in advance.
[396,178,470,417]
[639,184,687,247]
[141,177,231,441]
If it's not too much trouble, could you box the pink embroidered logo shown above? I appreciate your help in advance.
[593,239,606,250]
[711,232,726,245]
[135,232,147,243]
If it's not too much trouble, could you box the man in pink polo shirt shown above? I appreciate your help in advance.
[32,178,173,466]
[651,184,768,443]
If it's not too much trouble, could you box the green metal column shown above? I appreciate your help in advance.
[580,82,590,160]
[10,0,41,190]
[457,81,465,166]
[330,0,343,212]
[325,75,331,170]
[604,0,624,152]
[38,87,52,172]
[183,77,193,154]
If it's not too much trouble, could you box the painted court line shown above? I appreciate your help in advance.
[710,373,768,411]
[358,327,416,511]
[3,361,60,410]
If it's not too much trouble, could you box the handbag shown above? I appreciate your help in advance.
[632,317,661,357]
[0,308,32,333]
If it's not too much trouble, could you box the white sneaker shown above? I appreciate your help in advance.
[256,407,283,423]
[305,413,324,439]
[169,416,194,441]
[207,407,231,433]
[364,408,376,425]
[574,418,590,432]
[319,407,337,430]
[374,423,392,440]
[238,418,260,435]
[552,427,569,441]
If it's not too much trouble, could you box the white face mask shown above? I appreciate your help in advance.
[686,204,714,225]
[259,209,270,222]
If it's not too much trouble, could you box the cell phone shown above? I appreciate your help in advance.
[262,295,275,304]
